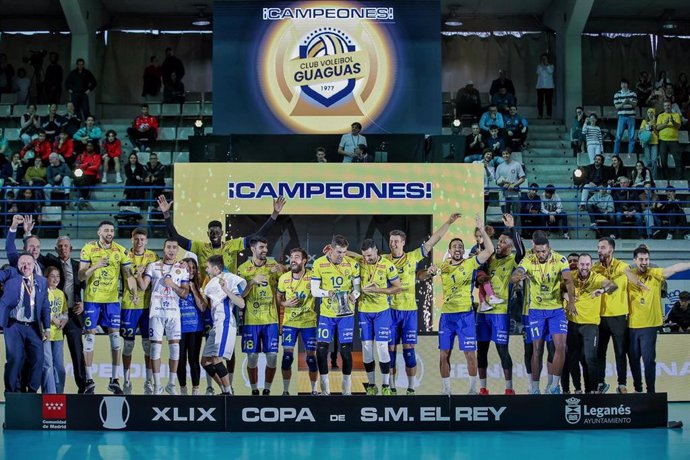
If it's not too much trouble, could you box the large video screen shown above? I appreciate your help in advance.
[213,0,441,134]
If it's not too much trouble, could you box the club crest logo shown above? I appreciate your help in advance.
[565,397,581,424]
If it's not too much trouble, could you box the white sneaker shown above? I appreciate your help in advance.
[155,385,164,395]
[205,386,215,396]
[192,388,200,396]
[116,173,123,184]
[180,386,188,396]
[479,302,493,312]
[143,381,154,395]
[467,389,479,395]
[123,381,133,395]
[530,388,541,395]
[544,383,552,393]
[165,383,178,395]
[487,295,504,305]
[101,176,107,184]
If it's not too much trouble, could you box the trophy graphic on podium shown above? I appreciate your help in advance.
[334,290,353,317]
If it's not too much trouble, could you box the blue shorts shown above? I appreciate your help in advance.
[282,326,317,352]
[528,309,567,341]
[84,302,121,330]
[438,312,477,351]
[317,315,355,344]
[120,309,150,339]
[476,314,509,345]
[390,309,418,345]
[242,324,279,353]
[359,310,392,342]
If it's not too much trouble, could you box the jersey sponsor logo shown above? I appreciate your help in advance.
[228,181,432,200]
[455,406,507,422]
[241,407,315,423]
[152,407,217,422]
[100,396,130,430]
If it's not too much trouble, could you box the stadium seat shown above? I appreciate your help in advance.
[148,103,162,116]
[4,128,20,141]
[182,103,201,116]
[0,93,17,105]
[158,127,177,140]
[185,91,204,102]
[156,151,172,164]
[602,106,618,120]
[0,104,11,117]
[679,131,689,144]
[161,104,181,117]
[173,151,190,163]
[177,127,194,139]
[36,104,50,115]
[10,105,22,118]
[202,104,213,116]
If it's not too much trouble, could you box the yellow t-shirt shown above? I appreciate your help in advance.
[639,119,659,145]
[277,269,317,328]
[520,249,565,315]
[48,288,68,341]
[359,257,399,313]
[237,259,281,326]
[628,267,665,328]
[518,252,570,311]
[384,247,426,312]
[568,272,607,325]
[656,112,681,142]
[440,256,481,313]
[190,238,245,283]
[311,255,360,318]
[80,241,132,303]
[592,257,629,317]
[480,254,517,315]
[122,249,158,310]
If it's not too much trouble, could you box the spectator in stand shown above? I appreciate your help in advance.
[126,104,159,152]
[586,187,615,235]
[163,71,185,104]
[24,157,47,187]
[315,147,327,163]
[486,125,505,157]
[73,115,103,154]
[42,104,63,142]
[20,104,41,146]
[338,122,367,163]
[144,152,166,203]
[504,105,528,151]
[655,70,672,90]
[494,148,525,218]
[581,113,604,164]
[43,52,63,104]
[463,124,485,162]
[20,130,52,163]
[675,73,689,108]
[0,53,15,93]
[61,102,81,138]
[664,291,690,332]
[536,54,555,119]
[579,154,615,207]
[161,48,185,86]
[654,186,688,239]
[630,161,653,188]
[520,183,544,236]
[53,129,75,167]
[656,100,682,180]
[74,140,101,207]
[64,58,97,119]
[541,184,570,239]
[571,107,586,156]
[479,105,504,136]
[473,149,496,212]
[489,70,516,101]
[613,78,638,155]
[455,80,482,120]
[491,86,516,115]
[16,188,41,217]
[101,130,123,184]
[609,155,628,186]
[0,128,11,158]
[142,56,162,98]
[639,183,660,238]
[1,152,24,195]
[638,108,659,179]
[45,152,73,205]
[123,152,146,208]
[14,68,31,105]
[636,71,653,117]
[612,176,644,239]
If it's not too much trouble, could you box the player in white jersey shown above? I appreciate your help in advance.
[202,255,247,395]
[139,239,190,395]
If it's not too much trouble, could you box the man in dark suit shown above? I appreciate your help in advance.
[6,215,88,393]
[0,254,51,392]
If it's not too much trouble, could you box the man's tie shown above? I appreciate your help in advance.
[22,278,32,319]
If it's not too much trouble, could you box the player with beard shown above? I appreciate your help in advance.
[476,214,525,395]
[511,236,575,394]
[276,248,319,395]
[566,253,617,393]
[628,247,690,393]
[419,216,494,395]
[561,253,586,394]
[138,239,189,395]
[79,220,138,394]
[385,213,461,395]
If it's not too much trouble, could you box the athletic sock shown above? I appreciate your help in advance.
[547,374,554,387]
[390,376,396,391]
[407,374,414,390]
[223,385,232,394]
[310,380,317,392]
[146,368,153,382]
[228,373,234,386]
[169,373,177,386]
[206,373,214,388]
[265,380,272,391]
[124,369,131,384]
[505,379,513,390]
[153,372,161,388]
[526,372,532,385]
[112,364,118,379]
[320,375,330,395]
[382,373,390,386]
[283,379,290,393]
[251,383,258,391]
[469,375,478,392]
[442,377,451,394]
[552,376,561,389]
[366,371,375,386]
[342,374,352,394]
[86,366,93,380]
[480,378,487,389]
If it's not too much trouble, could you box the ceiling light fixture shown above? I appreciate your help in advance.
[192,4,211,27]
[445,6,463,27]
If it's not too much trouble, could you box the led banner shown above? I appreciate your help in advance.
[213,0,441,134]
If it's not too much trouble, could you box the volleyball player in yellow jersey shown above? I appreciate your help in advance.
[476,214,526,395]
[121,227,159,395]
[78,220,138,395]
[419,216,494,395]
[276,248,318,395]
[238,237,283,395]
[385,213,461,395]
[566,253,617,394]
[311,235,361,395]
[628,246,690,393]
[511,236,575,394]
[358,239,401,396]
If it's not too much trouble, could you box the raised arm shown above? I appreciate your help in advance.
[157,195,193,250]
[502,213,525,263]
[663,262,690,280]
[475,216,494,264]
[422,213,461,254]
[245,197,286,241]
[6,215,23,267]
